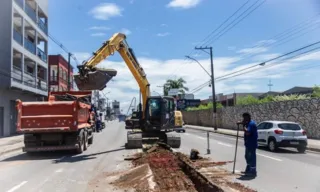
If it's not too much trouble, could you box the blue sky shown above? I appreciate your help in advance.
[48,0,320,111]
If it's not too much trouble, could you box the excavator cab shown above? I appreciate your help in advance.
[144,96,175,131]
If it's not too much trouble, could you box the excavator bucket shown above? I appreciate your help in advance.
[74,68,117,91]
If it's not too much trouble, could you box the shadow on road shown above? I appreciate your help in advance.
[258,146,300,154]
[53,147,126,164]
[1,147,126,163]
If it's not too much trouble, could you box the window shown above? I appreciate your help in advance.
[148,98,161,116]
[278,123,301,130]
[257,123,266,130]
[265,123,273,129]
[26,65,34,74]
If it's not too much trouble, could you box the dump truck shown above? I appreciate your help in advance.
[16,91,96,154]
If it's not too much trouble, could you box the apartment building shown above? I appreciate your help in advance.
[0,0,48,136]
[48,55,74,92]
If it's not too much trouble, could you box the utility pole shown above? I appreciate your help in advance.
[194,46,216,155]
[67,52,71,91]
[267,79,273,92]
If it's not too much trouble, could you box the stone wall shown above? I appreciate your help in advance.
[182,98,320,139]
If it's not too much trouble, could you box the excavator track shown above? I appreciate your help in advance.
[125,131,181,149]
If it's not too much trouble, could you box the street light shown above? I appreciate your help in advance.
[186,53,216,155]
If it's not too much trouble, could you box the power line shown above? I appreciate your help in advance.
[190,41,320,93]
[168,0,262,78]
[205,0,266,45]
[48,33,80,65]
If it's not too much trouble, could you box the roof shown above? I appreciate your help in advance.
[259,120,300,124]
[259,91,281,98]
[282,86,313,95]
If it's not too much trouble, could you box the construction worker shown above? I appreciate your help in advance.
[237,112,258,176]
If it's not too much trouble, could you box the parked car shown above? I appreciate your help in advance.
[257,120,308,153]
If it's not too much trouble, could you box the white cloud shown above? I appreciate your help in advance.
[167,0,202,9]
[227,46,236,51]
[252,53,281,61]
[120,28,132,35]
[237,47,268,54]
[91,33,106,37]
[89,3,122,20]
[157,32,170,37]
[89,26,111,31]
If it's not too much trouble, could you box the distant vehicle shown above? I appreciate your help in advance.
[257,120,308,153]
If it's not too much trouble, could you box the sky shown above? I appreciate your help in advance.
[48,0,320,112]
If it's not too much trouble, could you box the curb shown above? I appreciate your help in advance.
[185,126,320,153]
[0,145,23,157]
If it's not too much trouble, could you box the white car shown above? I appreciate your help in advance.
[257,120,308,153]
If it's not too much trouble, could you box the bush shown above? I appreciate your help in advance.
[312,85,320,98]
[186,102,223,111]
[236,94,311,106]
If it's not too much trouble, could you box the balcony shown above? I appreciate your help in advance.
[25,2,36,22]
[37,48,47,62]
[23,71,36,88]
[15,0,24,9]
[37,78,47,91]
[12,66,23,83]
[38,19,48,35]
[13,29,23,45]
[24,38,36,54]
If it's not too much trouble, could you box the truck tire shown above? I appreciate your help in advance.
[88,133,94,144]
[83,131,88,151]
[76,130,85,154]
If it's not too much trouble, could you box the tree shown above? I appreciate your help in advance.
[163,77,189,96]
[312,85,320,98]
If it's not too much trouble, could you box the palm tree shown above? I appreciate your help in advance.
[163,77,189,96]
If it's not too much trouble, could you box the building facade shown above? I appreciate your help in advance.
[48,55,74,92]
[0,0,49,136]
[112,100,120,115]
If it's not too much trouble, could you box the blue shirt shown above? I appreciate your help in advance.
[244,120,258,149]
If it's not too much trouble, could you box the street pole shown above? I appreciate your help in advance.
[67,52,71,91]
[194,46,217,155]
[195,46,217,131]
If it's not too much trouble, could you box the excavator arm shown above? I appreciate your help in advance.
[74,33,150,118]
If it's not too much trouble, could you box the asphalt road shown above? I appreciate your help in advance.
[178,128,320,192]
[0,121,139,192]
[1,122,319,192]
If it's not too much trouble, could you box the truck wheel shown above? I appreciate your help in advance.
[88,133,94,144]
[83,132,88,151]
[76,132,84,154]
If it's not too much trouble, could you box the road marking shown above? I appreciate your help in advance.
[217,142,233,147]
[196,136,206,140]
[257,153,282,161]
[55,168,64,173]
[7,181,28,192]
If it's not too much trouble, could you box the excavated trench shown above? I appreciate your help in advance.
[113,144,256,192]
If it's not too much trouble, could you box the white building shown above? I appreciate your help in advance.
[0,0,48,136]
[112,100,120,115]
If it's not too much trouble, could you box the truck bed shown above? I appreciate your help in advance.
[16,93,92,133]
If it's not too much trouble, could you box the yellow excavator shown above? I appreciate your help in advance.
[74,33,182,148]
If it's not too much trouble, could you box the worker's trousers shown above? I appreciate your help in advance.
[245,147,256,173]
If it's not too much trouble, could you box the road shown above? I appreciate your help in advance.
[0,121,138,192]
[0,122,319,192]
[177,129,320,192]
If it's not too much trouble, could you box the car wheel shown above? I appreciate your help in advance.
[268,139,277,152]
[297,146,306,153]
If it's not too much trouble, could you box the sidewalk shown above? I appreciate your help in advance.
[0,135,24,156]
[185,124,320,153]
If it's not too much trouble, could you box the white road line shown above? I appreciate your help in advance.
[217,142,233,147]
[7,181,28,192]
[257,153,282,161]
[196,136,206,140]
[55,168,64,173]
